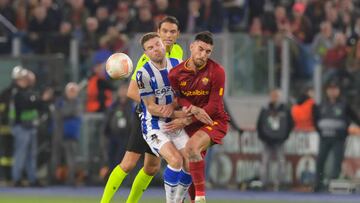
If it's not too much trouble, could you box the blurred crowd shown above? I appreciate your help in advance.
[0,0,359,93]
[0,65,132,187]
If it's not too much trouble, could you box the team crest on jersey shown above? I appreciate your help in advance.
[150,134,161,144]
[180,81,187,86]
[202,77,209,85]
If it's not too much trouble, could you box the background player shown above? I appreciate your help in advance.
[166,31,229,203]
[101,16,183,203]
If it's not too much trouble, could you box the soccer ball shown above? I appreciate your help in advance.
[105,53,133,79]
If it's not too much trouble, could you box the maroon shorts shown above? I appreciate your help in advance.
[185,120,228,144]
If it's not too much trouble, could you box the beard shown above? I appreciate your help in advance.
[152,57,164,64]
[151,51,165,63]
[152,54,165,64]
[194,58,205,67]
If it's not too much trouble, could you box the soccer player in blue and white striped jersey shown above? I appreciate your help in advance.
[136,32,191,203]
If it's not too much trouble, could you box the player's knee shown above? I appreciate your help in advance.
[186,142,199,157]
[143,164,160,176]
[167,153,183,169]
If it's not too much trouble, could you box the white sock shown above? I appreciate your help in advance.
[175,183,190,202]
[175,170,192,202]
[164,184,178,203]
[163,165,181,203]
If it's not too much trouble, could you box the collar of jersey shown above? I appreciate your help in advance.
[184,58,206,71]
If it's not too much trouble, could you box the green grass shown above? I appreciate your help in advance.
[0,196,334,203]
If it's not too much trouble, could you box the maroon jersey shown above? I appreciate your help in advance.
[168,58,229,135]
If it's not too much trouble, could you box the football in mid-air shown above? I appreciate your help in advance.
[105,53,133,79]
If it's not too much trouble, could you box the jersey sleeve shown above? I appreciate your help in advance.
[131,54,149,81]
[202,66,226,117]
[136,69,153,97]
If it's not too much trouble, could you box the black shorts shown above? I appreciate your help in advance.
[126,109,155,155]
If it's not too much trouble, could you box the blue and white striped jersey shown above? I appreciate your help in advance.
[136,57,181,134]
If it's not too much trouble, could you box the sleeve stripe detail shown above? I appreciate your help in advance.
[219,88,224,96]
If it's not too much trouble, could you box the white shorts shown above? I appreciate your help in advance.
[143,127,189,157]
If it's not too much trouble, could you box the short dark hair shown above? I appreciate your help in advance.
[325,79,340,89]
[158,16,180,30]
[194,31,213,45]
[140,32,160,50]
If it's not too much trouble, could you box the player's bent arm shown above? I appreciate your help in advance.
[163,116,193,132]
[127,79,140,103]
[142,95,173,118]
[202,67,226,117]
[169,98,189,118]
[171,110,188,118]
[185,106,213,125]
[168,105,212,126]
[173,98,215,125]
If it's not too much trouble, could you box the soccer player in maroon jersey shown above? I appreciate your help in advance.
[165,31,229,203]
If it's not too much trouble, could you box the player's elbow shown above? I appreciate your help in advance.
[205,106,219,118]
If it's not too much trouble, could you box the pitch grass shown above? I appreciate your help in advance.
[0,196,333,203]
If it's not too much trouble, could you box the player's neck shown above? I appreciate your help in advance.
[151,58,167,70]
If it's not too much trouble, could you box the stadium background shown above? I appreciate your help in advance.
[0,0,360,202]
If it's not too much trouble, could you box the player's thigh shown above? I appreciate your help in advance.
[144,130,182,167]
[119,151,142,172]
[170,129,189,151]
[159,142,183,169]
[187,121,228,153]
[143,130,170,157]
[187,130,212,153]
[171,129,190,170]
